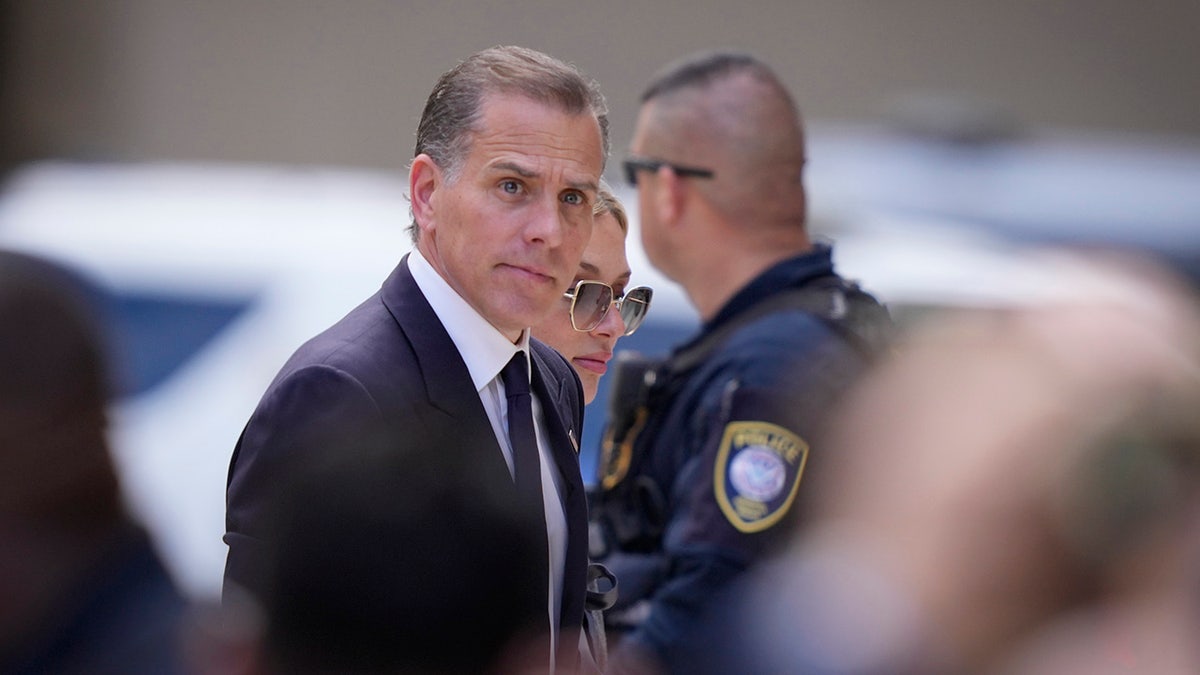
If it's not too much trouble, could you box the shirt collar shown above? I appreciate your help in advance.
[408,248,529,391]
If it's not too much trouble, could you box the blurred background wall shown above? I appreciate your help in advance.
[3,0,1198,174]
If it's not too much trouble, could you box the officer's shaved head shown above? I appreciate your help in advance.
[636,51,807,229]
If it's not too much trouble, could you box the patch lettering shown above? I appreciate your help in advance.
[714,421,809,533]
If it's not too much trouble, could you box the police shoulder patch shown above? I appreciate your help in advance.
[714,421,809,533]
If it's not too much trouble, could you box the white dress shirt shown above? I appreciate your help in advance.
[408,249,569,663]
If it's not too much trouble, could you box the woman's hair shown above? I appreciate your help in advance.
[593,181,627,233]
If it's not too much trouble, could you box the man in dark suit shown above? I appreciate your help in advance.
[224,45,609,673]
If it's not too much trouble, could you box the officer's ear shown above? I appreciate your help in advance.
[656,165,687,226]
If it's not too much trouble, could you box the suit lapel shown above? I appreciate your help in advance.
[383,256,588,634]
[530,345,588,632]
[529,352,582,500]
[380,256,509,477]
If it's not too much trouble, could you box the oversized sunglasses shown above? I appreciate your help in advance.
[563,281,653,336]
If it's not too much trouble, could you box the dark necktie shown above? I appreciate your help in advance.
[500,352,551,628]
[501,352,546,508]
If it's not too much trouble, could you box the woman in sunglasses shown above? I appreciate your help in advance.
[534,184,652,403]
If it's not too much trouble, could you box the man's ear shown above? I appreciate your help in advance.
[409,153,440,230]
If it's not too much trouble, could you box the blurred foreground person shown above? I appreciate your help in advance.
[241,428,549,675]
[0,250,189,674]
[680,251,1200,674]
[533,183,652,404]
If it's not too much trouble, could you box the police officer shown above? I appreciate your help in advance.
[591,51,890,673]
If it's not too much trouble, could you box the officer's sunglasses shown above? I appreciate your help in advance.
[563,281,653,336]
[622,156,715,187]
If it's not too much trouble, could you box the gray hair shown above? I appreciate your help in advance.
[415,45,609,179]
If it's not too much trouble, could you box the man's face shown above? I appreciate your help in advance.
[420,93,604,340]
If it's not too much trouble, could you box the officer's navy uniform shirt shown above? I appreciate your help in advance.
[604,243,874,664]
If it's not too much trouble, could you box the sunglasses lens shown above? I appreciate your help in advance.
[619,287,653,335]
[571,281,612,331]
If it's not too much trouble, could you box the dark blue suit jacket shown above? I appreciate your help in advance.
[224,255,589,643]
